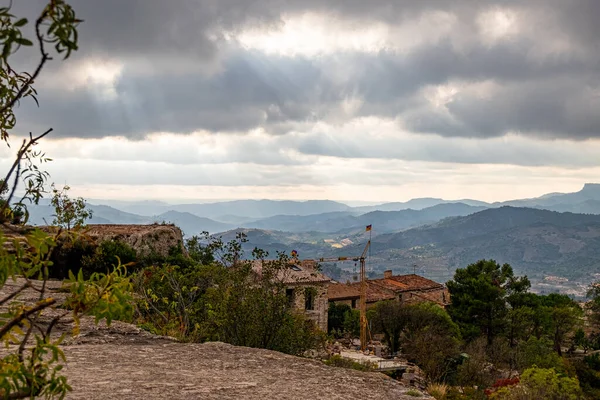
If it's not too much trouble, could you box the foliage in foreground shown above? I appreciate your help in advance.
[0,1,136,398]
[134,237,325,356]
[0,229,134,399]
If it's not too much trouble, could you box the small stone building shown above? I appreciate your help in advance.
[251,259,331,331]
[328,270,450,309]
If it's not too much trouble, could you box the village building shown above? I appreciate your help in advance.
[328,270,450,309]
[251,259,331,331]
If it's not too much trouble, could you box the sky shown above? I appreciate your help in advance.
[3,0,600,203]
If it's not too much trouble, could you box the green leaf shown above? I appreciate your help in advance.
[15,37,33,46]
[14,18,27,27]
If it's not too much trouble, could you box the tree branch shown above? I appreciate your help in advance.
[0,127,52,215]
[0,281,31,306]
[0,298,55,340]
[0,8,51,119]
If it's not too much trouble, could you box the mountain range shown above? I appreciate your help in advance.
[22,183,600,296]
[216,207,600,297]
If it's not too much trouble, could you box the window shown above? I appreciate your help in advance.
[286,288,294,307]
[290,264,302,271]
[305,290,314,311]
[351,299,357,309]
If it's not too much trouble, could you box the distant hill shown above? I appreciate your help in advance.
[168,200,352,219]
[152,211,233,237]
[243,203,486,233]
[221,207,600,295]
[370,206,600,250]
[497,183,600,213]
[354,198,489,213]
[26,203,146,226]
[94,183,600,223]
[341,207,600,286]
[24,203,232,235]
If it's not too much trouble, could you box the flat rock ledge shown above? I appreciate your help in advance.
[62,341,431,400]
[0,278,431,399]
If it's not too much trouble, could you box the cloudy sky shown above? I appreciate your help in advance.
[3,0,600,203]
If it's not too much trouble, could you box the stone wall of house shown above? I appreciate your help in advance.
[289,282,329,331]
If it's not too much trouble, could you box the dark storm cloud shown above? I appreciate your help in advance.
[9,0,600,140]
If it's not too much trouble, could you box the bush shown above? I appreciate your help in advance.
[574,353,600,398]
[48,233,97,279]
[487,367,583,400]
[137,242,195,270]
[82,239,138,276]
[134,258,325,356]
[514,337,571,375]
[328,303,351,336]
[324,355,376,372]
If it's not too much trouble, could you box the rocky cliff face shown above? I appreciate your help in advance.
[82,223,185,258]
[1,223,186,259]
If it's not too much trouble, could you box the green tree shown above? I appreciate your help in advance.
[574,328,592,354]
[342,308,360,338]
[489,367,583,400]
[586,282,600,331]
[446,259,530,345]
[370,300,408,354]
[328,302,351,336]
[540,293,583,356]
[50,184,93,229]
[401,302,462,382]
[514,337,569,374]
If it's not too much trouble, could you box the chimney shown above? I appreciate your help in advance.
[384,270,393,279]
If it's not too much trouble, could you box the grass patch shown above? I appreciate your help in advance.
[324,355,377,372]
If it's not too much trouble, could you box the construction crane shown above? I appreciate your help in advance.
[315,239,371,352]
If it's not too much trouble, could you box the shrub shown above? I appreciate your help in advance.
[324,355,376,372]
[82,239,138,276]
[328,303,351,336]
[48,233,97,279]
[574,353,600,398]
[134,256,325,356]
[427,383,448,400]
[406,389,423,397]
[514,337,570,374]
[487,367,583,400]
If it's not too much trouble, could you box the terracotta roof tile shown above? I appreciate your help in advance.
[251,259,331,285]
[404,289,449,306]
[328,283,360,300]
[328,281,395,303]
[387,274,443,291]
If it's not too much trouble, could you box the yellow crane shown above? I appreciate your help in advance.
[316,239,371,352]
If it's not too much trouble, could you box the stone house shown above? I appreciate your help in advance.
[251,259,331,331]
[328,270,449,309]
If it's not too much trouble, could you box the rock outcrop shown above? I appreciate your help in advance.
[61,341,431,400]
[0,278,432,400]
[81,223,185,258]
[1,223,185,258]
